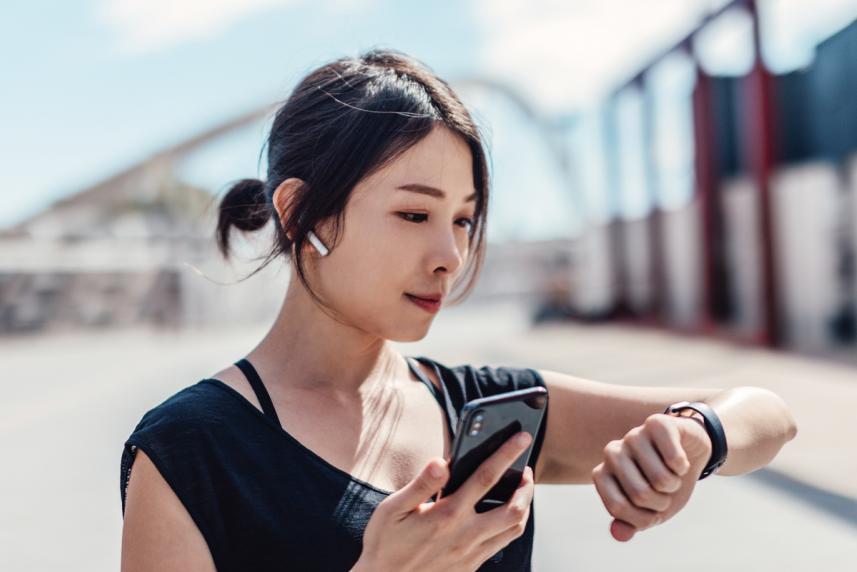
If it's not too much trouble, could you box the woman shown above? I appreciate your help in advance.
[120,48,798,571]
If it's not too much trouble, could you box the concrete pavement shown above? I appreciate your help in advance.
[2,298,854,570]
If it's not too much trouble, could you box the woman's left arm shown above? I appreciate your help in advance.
[532,370,798,540]
[690,385,799,476]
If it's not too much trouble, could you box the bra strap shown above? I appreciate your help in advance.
[407,356,458,438]
[234,358,282,427]
[407,357,442,405]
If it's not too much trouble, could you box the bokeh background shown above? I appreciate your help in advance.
[2,1,856,570]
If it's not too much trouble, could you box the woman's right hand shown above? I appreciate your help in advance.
[352,431,535,572]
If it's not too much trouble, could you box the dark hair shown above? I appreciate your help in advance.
[215,47,491,310]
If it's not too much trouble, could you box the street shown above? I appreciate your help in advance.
[1,298,853,570]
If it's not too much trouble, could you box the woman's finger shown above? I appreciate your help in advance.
[625,430,683,494]
[645,415,691,476]
[473,466,534,542]
[603,440,671,512]
[473,507,531,566]
[592,464,661,531]
[383,458,448,516]
[449,431,532,511]
[610,518,639,542]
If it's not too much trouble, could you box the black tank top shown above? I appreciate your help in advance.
[120,355,549,571]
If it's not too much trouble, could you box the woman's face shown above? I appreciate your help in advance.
[310,125,478,342]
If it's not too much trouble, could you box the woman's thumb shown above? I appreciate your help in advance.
[386,458,448,514]
[611,519,637,542]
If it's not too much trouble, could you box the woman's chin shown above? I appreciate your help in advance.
[389,323,433,343]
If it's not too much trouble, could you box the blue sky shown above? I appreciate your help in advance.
[0,0,582,240]
[0,1,469,219]
[2,0,855,239]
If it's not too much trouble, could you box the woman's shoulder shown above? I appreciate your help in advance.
[119,378,255,518]
[128,379,239,438]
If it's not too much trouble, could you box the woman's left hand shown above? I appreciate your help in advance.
[591,412,713,542]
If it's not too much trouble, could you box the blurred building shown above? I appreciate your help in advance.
[0,158,574,335]
[0,164,292,334]
[563,5,857,354]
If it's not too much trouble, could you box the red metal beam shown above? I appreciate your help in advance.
[743,0,780,347]
[692,66,719,333]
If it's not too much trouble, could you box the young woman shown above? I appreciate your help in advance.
[119,48,798,572]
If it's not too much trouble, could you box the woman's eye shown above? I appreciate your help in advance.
[457,218,474,230]
[398,212,428,223]
[397,212,474,230]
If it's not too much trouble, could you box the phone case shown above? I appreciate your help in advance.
[441,386,548,512]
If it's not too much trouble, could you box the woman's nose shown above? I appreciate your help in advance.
[430,228,466,275]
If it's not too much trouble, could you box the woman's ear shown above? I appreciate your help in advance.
[272,178,333,257]
[272,177,304,240]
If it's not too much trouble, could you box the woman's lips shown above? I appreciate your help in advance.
[405,293,441,314]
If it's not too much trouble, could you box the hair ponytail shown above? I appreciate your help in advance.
[216,178,270,260]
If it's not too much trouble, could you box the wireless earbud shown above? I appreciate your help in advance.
[307,230,330,257]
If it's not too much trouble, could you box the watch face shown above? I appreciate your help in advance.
[668,406,705,427]
[670,406,695,416]
[667,401,692,414]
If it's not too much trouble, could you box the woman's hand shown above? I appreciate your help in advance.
[352,432,535,572]
[591,412,713,542]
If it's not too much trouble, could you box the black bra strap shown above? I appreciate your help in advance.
[407,356,458,438]
[234,358,282,427]
[407,357,442,405]
[235,356,453,437]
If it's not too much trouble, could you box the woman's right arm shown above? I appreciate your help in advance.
[121,449,216,572]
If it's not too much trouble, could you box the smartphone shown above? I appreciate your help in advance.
[441,386,548,512]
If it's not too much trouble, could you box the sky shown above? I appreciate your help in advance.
[2,0,856,240]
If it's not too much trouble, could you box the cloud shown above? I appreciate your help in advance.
[472,0,711,114]
[97,0,297,56]
[98,0,378,56]
[474,0,857,113]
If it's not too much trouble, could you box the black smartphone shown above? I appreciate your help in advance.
[441,386,548,512]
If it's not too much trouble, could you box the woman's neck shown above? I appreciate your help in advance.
[245,284,407,396]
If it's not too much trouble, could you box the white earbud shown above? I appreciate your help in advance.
[307,230,330,257]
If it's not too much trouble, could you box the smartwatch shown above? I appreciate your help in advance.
[663,401,728,480]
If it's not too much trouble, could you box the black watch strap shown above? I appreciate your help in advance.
[663,401,728,480]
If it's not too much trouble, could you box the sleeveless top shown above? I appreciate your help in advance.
[120,355,550,571]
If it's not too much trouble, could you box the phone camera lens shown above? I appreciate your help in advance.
[469,411,485,436]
